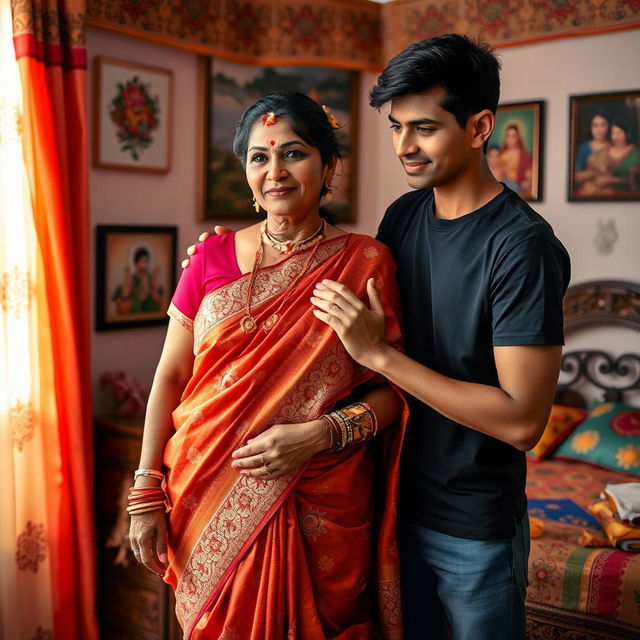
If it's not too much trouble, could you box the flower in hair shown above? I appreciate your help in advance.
[322,105,340,129]
[261,111,278,126]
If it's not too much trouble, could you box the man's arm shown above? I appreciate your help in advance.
[311,278,561,451]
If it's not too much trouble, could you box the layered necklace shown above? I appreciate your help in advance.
[260,219,324,255]
[240,221,325,334]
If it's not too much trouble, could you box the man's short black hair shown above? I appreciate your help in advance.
[369,33,501,129]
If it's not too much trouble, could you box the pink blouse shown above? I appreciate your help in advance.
[169,233,241,329]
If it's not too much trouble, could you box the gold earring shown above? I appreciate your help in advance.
[253,197,260,213]
[324,187,334,202]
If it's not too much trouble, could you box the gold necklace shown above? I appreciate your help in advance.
[240,231,323,334]
[261,220,324,255]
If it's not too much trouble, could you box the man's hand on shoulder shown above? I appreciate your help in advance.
[180,225,233,269]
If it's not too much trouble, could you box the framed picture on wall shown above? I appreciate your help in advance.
[93,57,173,172]
[488,101,544,201]
[199,57,359,223]
[569,90,640,201]
[95,225,177,331]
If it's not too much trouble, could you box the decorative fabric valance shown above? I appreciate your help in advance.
[86,0,640,70]
[382,0,640,61]
[86,0,383,70]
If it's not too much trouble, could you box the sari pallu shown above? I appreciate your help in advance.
[164,234,405,639]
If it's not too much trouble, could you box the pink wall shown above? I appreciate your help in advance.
[88,26,640,409]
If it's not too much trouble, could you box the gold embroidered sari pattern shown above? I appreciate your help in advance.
[193,237,347,353]
[174,472,293,635]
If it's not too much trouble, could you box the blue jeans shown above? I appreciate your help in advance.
[399,515,530,640]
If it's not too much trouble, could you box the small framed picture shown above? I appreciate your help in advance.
[488,101,544,201]
[568,90,640,201]
[95,225,177,331]
[93,57,172,172]
[199,57,359,223]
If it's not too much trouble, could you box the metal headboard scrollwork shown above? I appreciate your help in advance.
[558,351,640,403]
[557,280,640,405]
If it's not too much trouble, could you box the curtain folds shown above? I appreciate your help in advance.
[0,1,96,638]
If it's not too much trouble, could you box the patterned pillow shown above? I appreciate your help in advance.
[553,402,640,475]
[527,404,587,461]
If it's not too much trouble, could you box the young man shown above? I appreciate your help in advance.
[311,34,570,639]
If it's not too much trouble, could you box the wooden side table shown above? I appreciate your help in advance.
[94,416,181,640]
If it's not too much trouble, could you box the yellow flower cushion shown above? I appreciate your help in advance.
[527,404,587,461]
[554,402,640,475]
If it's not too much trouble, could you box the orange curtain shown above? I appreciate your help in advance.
[3,0,97,638]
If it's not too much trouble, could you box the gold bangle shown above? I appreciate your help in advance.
[126,500,166,512]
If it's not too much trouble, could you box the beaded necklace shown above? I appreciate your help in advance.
[261,219,324,255]
[240,229,324,334]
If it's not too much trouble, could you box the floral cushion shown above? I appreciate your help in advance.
[553,401,640,474]
[527,404,587,461]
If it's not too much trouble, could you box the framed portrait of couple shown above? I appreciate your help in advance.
[568,90,640,201]
[488,101,544,202]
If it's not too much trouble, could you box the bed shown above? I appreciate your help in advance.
[524,280,640,639]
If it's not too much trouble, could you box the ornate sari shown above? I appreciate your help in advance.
[164,234,405,639]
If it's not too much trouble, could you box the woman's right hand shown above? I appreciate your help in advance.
[129,506,169,576]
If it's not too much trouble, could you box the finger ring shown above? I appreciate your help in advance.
[264,466,272,478]
[260,452,267,467]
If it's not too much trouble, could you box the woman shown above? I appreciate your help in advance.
[499,122,532,196]
[595,117,640,194]
[112,247,164,315]
[486,143,521,194]
[573,111,611,195]
[128,92,405,639]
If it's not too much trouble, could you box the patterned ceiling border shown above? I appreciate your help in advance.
[382,0,640,61]
[86,0,640,70]
[86,0,383,70]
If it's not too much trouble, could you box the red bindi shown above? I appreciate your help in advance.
[270,140,276,146]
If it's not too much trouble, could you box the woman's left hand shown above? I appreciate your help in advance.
[231,419,331,480]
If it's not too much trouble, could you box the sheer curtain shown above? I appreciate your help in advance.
[0,0,97,638]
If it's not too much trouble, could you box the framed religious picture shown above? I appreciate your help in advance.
[93,57,173,172]
[488,101,544,201]
[199,57,359,222]
[568,90,640,201]
[95,225,177,331]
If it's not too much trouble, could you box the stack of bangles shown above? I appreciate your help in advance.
[321,401,378,452]
[126,468,171,516]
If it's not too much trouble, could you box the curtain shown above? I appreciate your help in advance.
[0,0,97,638]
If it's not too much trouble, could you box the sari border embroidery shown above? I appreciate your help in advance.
[175,472,295,638]
[193,236,348,353]
[168,302,194,333]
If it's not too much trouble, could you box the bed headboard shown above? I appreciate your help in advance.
[556,280,640,408]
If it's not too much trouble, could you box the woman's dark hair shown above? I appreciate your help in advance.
[232,92,341,222]
[369,33,501,129]
[233,92,340,172]
[134,248,149,263]
[589,110,610,125]
[611,117,632,143]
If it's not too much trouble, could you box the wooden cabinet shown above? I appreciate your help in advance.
[94,416,182,640]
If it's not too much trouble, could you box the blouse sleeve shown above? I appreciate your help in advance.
[167,239,206,332]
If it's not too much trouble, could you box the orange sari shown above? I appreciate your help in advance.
[163,234,405,639]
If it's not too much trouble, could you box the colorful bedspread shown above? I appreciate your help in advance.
[526,458,640,636]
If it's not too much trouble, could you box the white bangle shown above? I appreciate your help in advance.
[133,468,165,481]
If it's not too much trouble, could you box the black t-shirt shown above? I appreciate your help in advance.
[377,186,571,540]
